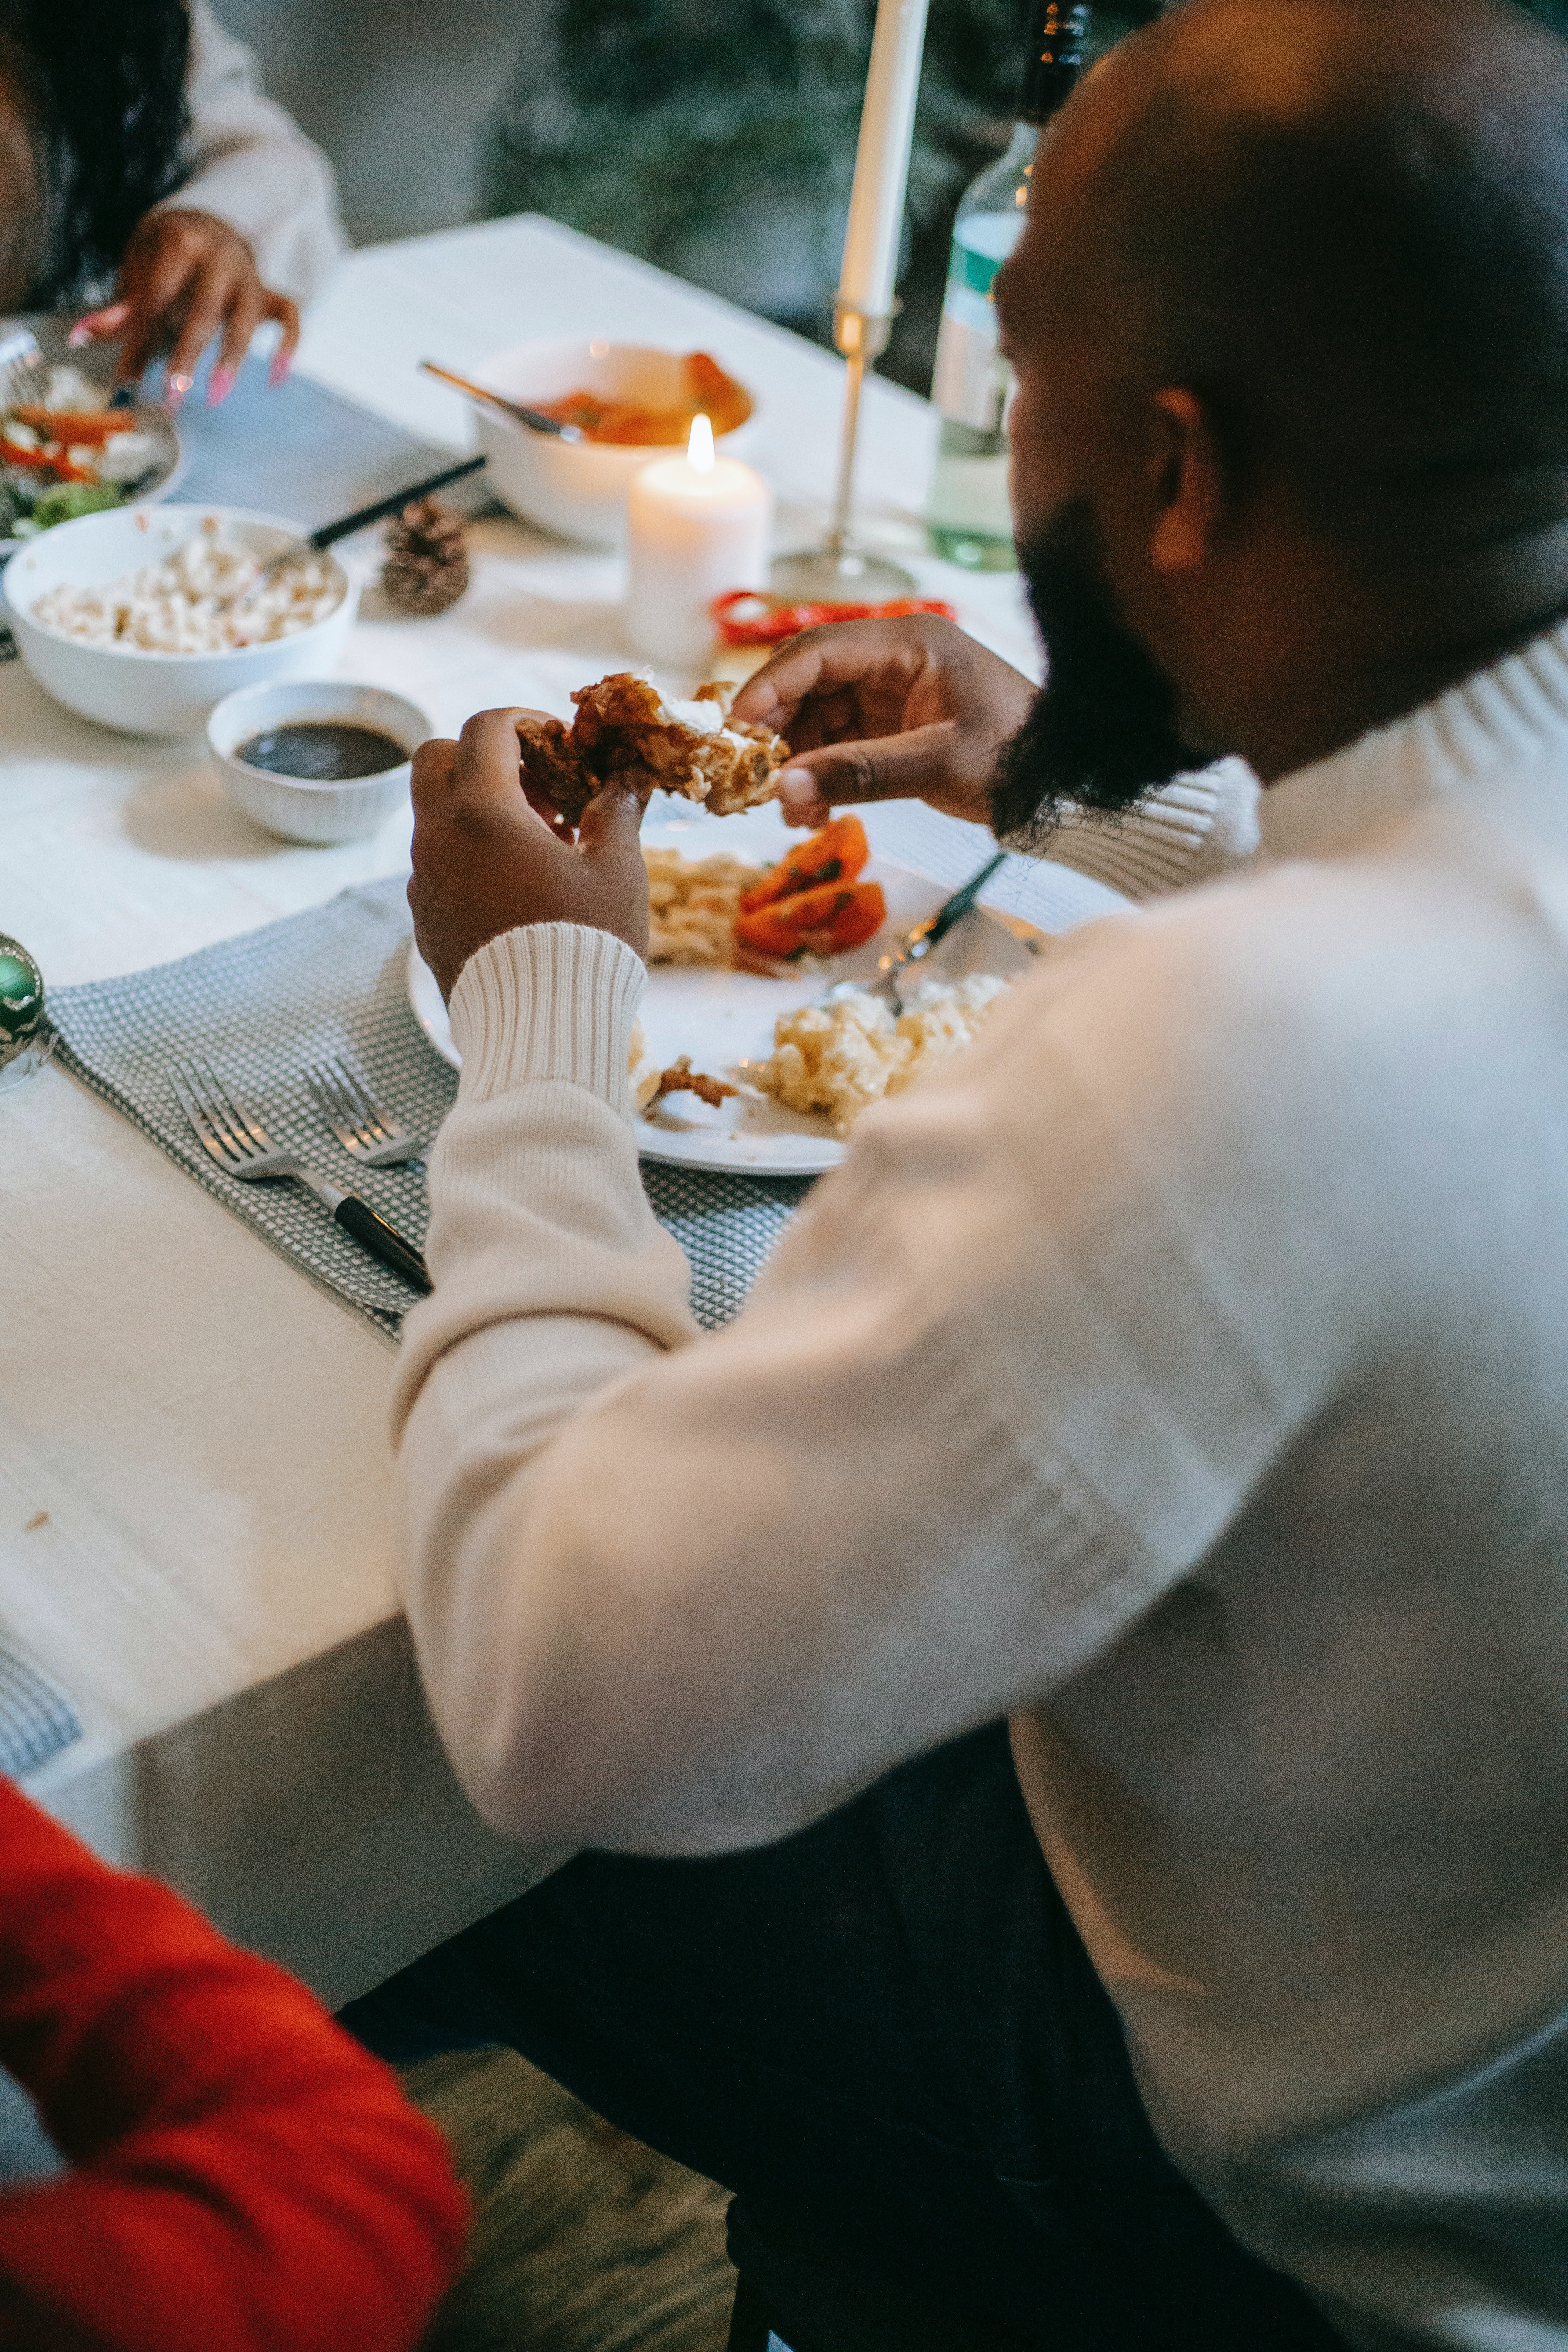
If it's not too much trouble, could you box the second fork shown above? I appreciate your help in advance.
[171,1060,430,1294]
[306,1059,426,1172]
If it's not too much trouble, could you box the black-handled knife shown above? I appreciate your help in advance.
[334,1194,432,1294]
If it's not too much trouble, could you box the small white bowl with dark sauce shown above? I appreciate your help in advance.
[208,679,431,843]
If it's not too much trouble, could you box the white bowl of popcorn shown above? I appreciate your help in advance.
[4,504,356,737]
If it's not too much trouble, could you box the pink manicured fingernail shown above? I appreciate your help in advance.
[268,349,292,388]
[166,372,193,410]
[206,366,235,407]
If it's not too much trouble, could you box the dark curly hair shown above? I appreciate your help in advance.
[0,0,190,302]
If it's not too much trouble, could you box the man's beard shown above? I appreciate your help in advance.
[989,501,1201,847]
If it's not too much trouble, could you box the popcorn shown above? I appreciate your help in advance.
[31,528,343,653]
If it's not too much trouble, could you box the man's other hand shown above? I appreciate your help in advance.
[71,209,300,406]
[731,615,1036,829]
[409,707,650,998]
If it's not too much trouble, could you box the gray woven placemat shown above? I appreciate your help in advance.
[171,345,493,526]
[47,878,811,1340]
[0,1644,81,1777]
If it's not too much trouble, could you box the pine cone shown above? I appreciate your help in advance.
[381,497,470,616]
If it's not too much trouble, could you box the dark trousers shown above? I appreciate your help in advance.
[341,1724,1341,2350]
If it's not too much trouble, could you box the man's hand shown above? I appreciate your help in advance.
[731,615,1036,829]
[71,210,299,406]
[409,707,650,998]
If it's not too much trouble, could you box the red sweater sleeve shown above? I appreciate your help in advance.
[0,1779,467,2352]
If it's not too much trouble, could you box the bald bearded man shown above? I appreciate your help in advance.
[349,2,1568,2345]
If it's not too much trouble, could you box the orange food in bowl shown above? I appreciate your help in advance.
[534,351,752,446]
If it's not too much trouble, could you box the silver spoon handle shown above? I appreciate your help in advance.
[420,360,583,442]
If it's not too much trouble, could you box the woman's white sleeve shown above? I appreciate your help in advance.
[159,0,346,305]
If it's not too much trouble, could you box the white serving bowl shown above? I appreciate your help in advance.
[4,504,356,737]
[208,678,430,844]
[472,338,759,546]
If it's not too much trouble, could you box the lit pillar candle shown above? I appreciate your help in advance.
[625,415,773,667]
[838,0,932,318]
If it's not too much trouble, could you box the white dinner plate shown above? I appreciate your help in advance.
[406,800,1043,1177]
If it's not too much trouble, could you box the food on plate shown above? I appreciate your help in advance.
[0,366,164,539]
[642,818,884,969]
[734,878,886,961]
[518,671,790,824]
[650,1057,738,1109]
[738,814,870,913]
[534,352,751,445]
[30,524,343,653]
[626,1029,737,1115]
[644,847,767,965]
[759,974,1016,1134]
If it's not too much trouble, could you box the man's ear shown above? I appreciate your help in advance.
[1147,388,1226,573]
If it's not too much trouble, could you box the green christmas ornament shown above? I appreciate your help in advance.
[0,935,44,1071]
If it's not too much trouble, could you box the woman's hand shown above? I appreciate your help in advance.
[731,614,1036,829]
[409,708,650,999]
[71,209,299,405]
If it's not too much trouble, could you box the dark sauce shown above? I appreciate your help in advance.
[236,720,406,782]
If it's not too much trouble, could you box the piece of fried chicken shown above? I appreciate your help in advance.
[516,673,789,824]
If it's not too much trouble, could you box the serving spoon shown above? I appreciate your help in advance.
[420,360,584,443]
[218,453,488,608]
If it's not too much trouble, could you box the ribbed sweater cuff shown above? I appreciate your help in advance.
[448,924,646,1114]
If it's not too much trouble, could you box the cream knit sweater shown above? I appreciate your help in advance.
[394,637,1568,2350]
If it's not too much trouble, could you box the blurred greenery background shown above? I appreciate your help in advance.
[480,0,1167,389]
[224,0,1568,399]
[478,0,1566,392]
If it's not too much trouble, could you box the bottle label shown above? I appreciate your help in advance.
[931,213,1022,431]
[932,306,1011,433]
[947,240,1008,302]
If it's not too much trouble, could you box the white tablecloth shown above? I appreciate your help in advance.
[0,216,1118,2009]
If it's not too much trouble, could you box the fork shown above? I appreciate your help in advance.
[827,849,1011,1014]
[171,1060,430,1294]
[305,1058,425,1173]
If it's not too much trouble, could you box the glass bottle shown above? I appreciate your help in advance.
[924,2,1089,569]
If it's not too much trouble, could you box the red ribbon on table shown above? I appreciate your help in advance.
[711,589,958,647]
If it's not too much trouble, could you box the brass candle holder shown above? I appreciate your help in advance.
[769,299,918,600]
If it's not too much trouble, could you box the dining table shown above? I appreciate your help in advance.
[0,212,1125,2041]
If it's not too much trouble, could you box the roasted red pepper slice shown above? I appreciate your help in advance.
[734,878,887,960]
[738,815,870,913]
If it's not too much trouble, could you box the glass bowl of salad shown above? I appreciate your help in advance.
[0,345,183,555]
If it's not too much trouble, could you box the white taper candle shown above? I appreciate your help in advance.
[837,0,933,316]
[626,415,773,666]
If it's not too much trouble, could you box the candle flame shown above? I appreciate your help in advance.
[687,412,715,472]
